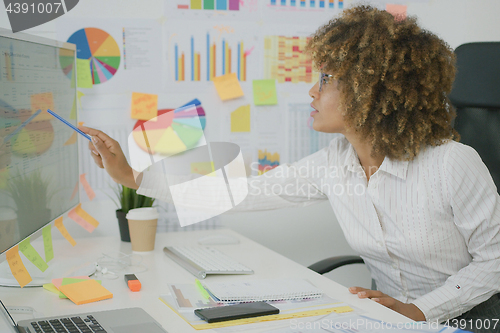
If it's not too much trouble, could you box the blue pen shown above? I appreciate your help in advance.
[46,109,91,141]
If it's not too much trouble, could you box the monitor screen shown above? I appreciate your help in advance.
[0,28,79,261]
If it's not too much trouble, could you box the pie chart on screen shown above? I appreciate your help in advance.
[67,27,120,85]
[133,105,206,156]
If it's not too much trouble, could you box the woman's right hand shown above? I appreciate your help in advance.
[78,126,141,189]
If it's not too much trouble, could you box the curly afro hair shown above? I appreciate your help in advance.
[306,5,459,160]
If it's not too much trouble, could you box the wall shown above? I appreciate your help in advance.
[1,0,499,289]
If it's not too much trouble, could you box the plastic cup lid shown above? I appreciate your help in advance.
[126,207,159,220]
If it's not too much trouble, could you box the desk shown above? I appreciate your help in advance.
[0,229,412,332]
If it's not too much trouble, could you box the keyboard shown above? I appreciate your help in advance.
[30,315,106,333]
[163,246,254,279]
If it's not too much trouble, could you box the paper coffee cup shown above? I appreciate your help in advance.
[0,207,17,252]
[126,208,159,252]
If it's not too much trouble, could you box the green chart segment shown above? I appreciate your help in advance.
[66,28,121,85]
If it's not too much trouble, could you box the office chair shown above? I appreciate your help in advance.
[308,42,500,287]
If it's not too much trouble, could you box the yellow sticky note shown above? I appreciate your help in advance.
[19,237,49,272]
[68,203,99,233]
[54,217,76,246]
[253,79,278,105]
[76,59,93,88]
[30,92,54,121]
[131,92,158,121]
[42,225,54,262]
[79,174,96,201]
[213,73,244,101]
[6,245,32,288]
[231,105,251,132]
[64,132,77,146]
[43,283,60,294]
[386,4,407,20]
[69,95,77,120]
[59,279,113,305]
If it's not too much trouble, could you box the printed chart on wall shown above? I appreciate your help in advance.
[56,18,163,94]
[166,22,260,88]
[262,0,351,21]
[165,0,260,21]
[286,103,338,163]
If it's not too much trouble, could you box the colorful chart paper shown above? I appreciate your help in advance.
[54,217,76,246]
[67,28,121,85]
[30,93,55,121]
[230,105,251,132]
[19,237,49,272]
[253,79,278,105]
[133,100,206,156]
[258,149,280,175]
[131,92,158,121]
[213,73,244,100]
[6,245,32,287]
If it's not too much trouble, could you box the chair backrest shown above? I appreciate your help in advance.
[449,42,500,192]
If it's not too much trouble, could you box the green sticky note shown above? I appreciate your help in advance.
[253,79,278,105]
[42,225,54,263]
[19,237,49,272]
[59,278,101,299]
[76,59,93,88]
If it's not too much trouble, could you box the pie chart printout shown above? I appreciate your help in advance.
[133,105,207,156]
[66,28,121,85]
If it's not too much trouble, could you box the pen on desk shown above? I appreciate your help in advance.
[195,279,210,300]
[46,109,91,141]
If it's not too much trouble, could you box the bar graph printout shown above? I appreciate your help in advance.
[166,0,260,20]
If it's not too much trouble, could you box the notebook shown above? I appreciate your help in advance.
[202,278,323,303]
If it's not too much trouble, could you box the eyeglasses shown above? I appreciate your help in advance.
[319,72,334,92]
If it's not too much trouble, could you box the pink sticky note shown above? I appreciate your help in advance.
[79,174,95,201]
[68,204,96,233]
[386,4,407,20]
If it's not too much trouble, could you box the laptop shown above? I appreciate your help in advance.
[1,300,168,333]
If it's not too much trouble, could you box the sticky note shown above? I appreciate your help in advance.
[213,73,244,101]
[69,96,77,120]
[19,237,49,272]
[68,203,99,233]
[131,92,158,121]
[30,92,54,121]
[386,4,407,20]
[54,217,76,246]
[253,79,278,105]
[59,279,113,305]
[6,245,32,288]
[231,105,251,132]
[43,283,60,294]
[76,59,93,88]
[70,181,79,201]
[79,174,95,201]
[42,225,54,262]
[58,277,101,299]
[64,132,77,146]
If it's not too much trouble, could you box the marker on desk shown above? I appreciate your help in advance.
[195,279,210,299]
[46,109,91,141]
[124,274,141,292]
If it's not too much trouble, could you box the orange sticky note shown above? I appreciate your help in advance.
[59,279,113,305]
[6,245,32,288]
[213,73,244,101]
[79,174,95,201]
[64,132,77,146]
[386,4,407,20]
[30,92,54,121]
[131,92,158,121]
[54,217,76,246]
[68,203,99,233]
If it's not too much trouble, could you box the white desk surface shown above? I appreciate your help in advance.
[0,229,411,332]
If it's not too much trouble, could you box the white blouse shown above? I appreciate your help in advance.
[137,136,500,323]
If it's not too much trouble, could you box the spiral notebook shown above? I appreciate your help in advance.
[202,278,323,303]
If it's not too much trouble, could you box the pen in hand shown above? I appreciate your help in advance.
[46,109,91,141]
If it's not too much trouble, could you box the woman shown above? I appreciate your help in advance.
[80,6,500,332]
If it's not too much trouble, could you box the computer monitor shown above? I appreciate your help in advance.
[0,28,80,285]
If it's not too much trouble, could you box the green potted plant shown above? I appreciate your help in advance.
[113,185,155,242]
[7,169,53,237]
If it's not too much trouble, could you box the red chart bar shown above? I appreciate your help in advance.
[177,4,189,9]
